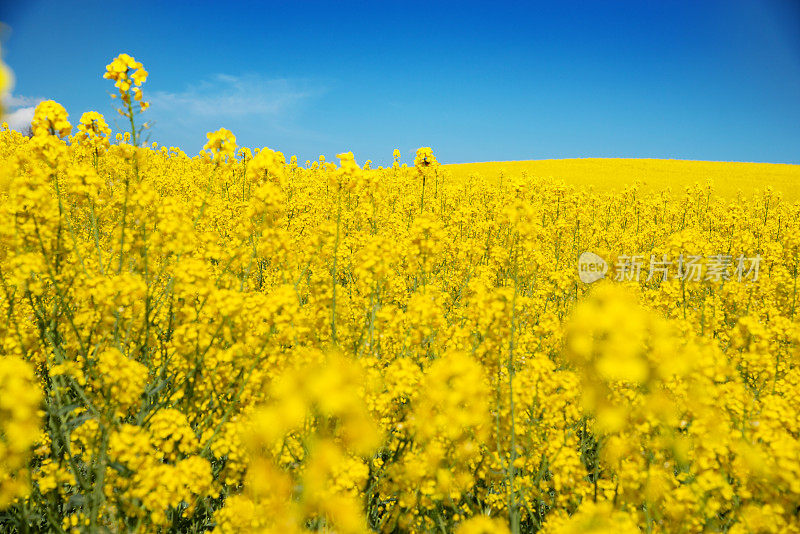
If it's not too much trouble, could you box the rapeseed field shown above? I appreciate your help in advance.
[1,53,799,534]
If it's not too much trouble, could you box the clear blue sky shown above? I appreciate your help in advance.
[2,0,800,166]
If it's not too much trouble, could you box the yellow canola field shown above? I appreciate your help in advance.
[448,158,800,202]
[0,52,799,534]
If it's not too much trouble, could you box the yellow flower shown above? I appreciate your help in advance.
[0,356,41,508]
[31,100,72,138]
[455,515,511,534]
[202,127,238,162]
[103,53,149,115]
[0,44,12,118]
[414,146,438,168]
[75,111,112,149]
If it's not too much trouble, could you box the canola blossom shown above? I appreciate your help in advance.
[0,53,799,533]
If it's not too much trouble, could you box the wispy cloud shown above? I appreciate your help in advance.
[149,73,322,119]
[142,73,326,152]
[4,93,43,108]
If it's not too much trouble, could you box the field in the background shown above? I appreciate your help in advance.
[448,158,800,201]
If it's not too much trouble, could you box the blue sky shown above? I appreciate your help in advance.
[2,0,800,166]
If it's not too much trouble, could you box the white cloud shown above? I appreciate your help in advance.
[4,106,35,132]
[2,93,44,132]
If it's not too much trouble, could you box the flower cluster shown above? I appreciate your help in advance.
[202,127,238,163]
[0,357,41,507]
[31,100,72,138]
[74,111,112,150]
[103,53,149,112]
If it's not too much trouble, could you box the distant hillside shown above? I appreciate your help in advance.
[445,158,800,201]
